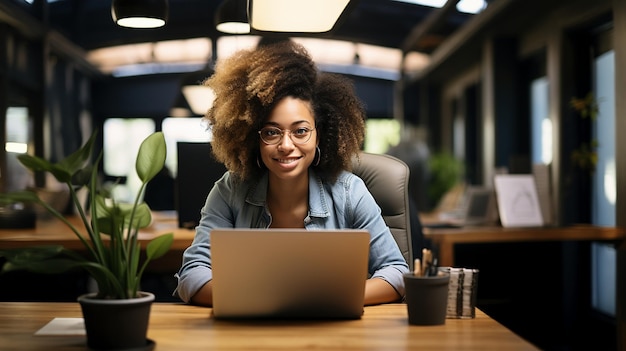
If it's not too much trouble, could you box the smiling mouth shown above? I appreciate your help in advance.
[275,156,303,164]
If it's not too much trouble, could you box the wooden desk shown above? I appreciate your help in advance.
[423,225,625,267]
[3,214,623,271]
[0,302,538,350]
[0,212,195,272]
[0,212,195,251]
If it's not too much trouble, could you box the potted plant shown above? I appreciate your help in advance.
[569,92,599,174]
[427,151,464,211]
[0,131,174,350]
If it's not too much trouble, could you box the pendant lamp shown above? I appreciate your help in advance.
[249,0,351,33]
[112,0,169,29]
[181,68,216,116]
[215,0,250,34]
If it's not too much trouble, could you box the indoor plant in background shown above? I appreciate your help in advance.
[0,131,173,350]
[569,92,599,174]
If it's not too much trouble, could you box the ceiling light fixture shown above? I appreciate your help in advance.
[112,0,169,29]
[181,68,216,115]
[215,0,251,34]
[249,0,351,33]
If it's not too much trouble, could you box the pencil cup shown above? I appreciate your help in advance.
[403,272,450,326]
[443,267,479,319]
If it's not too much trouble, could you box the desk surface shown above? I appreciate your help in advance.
[423,224,624,266]
[3,213,624,266]
[2,215,624,270]
[0,212,195,251]
[0,302,538,350]
[0,213,195,272]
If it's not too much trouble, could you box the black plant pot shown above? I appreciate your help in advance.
[78,291,155,350]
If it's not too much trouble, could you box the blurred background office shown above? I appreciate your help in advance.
[1,0,625,350]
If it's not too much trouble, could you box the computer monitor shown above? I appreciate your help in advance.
[176,142,227,229]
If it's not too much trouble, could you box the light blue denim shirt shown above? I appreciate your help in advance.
[174,169,409,303]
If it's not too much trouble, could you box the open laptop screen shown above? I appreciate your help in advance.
[211,228,370,319]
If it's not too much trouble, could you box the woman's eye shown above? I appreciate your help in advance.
[265,129,280,136]
[294,128,308,136]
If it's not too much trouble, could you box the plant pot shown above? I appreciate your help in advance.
[77,291,155,350]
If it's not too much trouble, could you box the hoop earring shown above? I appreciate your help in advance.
[314,146,321,167]
[257,155,263,169]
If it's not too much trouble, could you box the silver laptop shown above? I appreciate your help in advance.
[211,228,370,320]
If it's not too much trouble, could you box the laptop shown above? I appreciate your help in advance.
[210,228,370,320]
[425,186,496,228]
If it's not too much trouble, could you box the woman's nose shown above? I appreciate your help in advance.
[277,132,295,150]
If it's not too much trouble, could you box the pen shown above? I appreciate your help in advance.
[429,258,438,277]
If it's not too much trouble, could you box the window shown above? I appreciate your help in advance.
[530,77,551,165]
[592,50,616,226]
[103,118,155,203]
[364,119,401,154]
[5,106,32,192]
[590,29,615,317]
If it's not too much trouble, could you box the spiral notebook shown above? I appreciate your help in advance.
[210,228,370,320]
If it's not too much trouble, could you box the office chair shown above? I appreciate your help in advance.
[351,152,413,268]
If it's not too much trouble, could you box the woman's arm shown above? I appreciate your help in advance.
[190,281,214,306]
[346,174,410,303]
[174,172,237,304]
[364,277,402,305]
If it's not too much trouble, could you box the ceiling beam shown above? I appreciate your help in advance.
[47,31,102,76]
[401,0,460,53]
[425,0,514,75]
[0,1,100,76]
[0,1,44,39]
[405,0,516,82]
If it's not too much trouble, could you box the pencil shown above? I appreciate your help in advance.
[422,249,431,276]
[413,258,421,276]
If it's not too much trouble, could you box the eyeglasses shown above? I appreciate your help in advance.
[258,126,315,145]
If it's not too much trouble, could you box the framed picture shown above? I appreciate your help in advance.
[493,174,544,227]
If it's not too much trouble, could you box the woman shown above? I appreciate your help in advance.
[174,41,409,306]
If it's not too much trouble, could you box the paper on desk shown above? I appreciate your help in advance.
[35,318,85,336]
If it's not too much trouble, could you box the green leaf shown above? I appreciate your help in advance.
[3,258,86,274]
[94,194,114,217]
[95,216,116,237]
[127,203,152,229]
[136,132,166,183]
[16,154,54,173]
[0,246,65,262]
[146,233,174,261]
[47,164,73,183]
[95,201,152,234]
[93,195,117,236]
[18,155,72,183]
[17,133,97,184]
[72,164,94,187]
[0,246,88,274]
[0,190,41,206]
[58,131,97,176]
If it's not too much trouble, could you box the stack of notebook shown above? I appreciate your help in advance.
[445,267,479,319]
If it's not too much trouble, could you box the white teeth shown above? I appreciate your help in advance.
[276,158,299,164]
